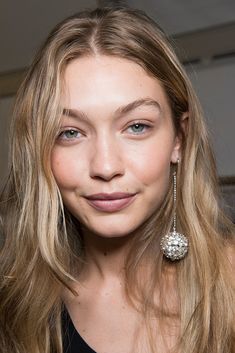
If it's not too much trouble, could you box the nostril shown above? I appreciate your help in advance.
[90,170,124,182]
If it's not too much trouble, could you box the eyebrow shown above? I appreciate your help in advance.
[62,98,161,121]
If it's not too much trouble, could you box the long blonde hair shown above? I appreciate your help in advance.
[0,7,234,353]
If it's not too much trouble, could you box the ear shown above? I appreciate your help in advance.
[171,112,189,163]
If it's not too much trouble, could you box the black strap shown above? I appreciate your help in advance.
[62,309,97,353]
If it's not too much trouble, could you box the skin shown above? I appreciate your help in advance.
[51,55,181,241]
[51,55,182,352]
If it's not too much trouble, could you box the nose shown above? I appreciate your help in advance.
[89,134,124,181]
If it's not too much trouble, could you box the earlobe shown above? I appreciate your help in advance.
[171,112,189,164]
[171,137,181,163]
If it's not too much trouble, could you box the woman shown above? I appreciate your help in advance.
[0,6,234,353]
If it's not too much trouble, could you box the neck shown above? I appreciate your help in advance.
[80,226,134,282]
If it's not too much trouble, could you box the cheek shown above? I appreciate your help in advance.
[51,149,85,190]
[127,138,173,187]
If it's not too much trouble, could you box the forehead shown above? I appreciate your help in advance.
[62,55,171,116]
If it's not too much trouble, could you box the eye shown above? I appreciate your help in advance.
[58,128,82,140]
[126,123,151,135]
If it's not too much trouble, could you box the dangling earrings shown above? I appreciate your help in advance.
[160,160,188,261]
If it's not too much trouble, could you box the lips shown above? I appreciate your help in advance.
[85,192,137,212]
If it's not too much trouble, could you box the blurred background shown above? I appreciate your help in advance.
[0,0,234,218]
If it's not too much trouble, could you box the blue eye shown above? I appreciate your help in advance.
[58,129,82,140]
[127,123,149,134]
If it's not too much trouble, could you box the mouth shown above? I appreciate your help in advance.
[85,192,137,212]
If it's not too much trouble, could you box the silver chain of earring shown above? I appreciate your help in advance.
[160,161,188,261]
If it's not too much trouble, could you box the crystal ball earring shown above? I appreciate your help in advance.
[160,161,189,261]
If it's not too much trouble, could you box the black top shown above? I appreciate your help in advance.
[62,310,97,353]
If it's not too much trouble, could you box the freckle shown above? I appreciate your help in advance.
[103,252,107,256]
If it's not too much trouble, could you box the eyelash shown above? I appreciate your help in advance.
[57,128,83,141]
[125,122,152,135]
[57,121,152,141]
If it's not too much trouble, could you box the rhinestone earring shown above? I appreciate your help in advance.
[160,161,188,261]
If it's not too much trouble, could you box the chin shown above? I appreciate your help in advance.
[90,228,133,238]
[82,221,139,239]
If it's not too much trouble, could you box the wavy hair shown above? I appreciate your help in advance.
[0,6,234,353]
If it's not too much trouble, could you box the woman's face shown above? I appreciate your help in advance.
[51,55,181,238]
